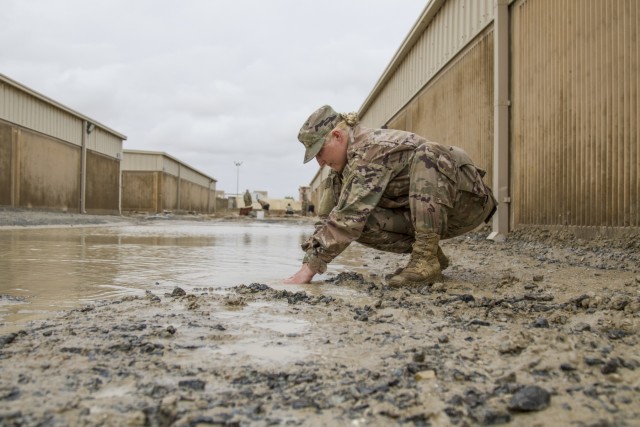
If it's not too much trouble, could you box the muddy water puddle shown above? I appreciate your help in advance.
[0,220,371,333]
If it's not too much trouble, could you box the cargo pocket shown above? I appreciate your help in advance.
[434,154,457,208]
[455,164,489,205]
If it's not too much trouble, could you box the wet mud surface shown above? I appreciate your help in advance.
[1,216,639,426]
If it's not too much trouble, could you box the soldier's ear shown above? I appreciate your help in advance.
[332,129,346,144]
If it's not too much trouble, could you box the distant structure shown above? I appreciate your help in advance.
[121,150,216,214]
[299,186,310,216]
[0,73,126,214]
[0,74,220,216]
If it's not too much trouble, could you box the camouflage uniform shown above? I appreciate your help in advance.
[302,125,496,274]
[243,190,252,207]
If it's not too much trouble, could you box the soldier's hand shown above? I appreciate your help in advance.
[283,264,315,284]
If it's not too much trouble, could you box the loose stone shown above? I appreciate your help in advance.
[508,385,551,412]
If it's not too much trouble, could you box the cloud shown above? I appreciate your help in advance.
[1,0,427,198]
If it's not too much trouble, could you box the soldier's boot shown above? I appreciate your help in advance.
[388,233,441,286]
[391,245,449,276]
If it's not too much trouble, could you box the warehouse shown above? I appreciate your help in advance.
[121,150,216,214]
[310,0,638,238]
[0,73,126,215]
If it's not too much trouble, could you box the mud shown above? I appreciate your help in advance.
[1,211,639,426]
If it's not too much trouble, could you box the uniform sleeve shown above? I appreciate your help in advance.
[302,159,394,273]
[316,171,341,218]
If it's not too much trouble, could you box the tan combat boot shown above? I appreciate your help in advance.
[388,233,442,286]
[392,245,449,276]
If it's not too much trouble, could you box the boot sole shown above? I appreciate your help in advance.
[388,273,442,287]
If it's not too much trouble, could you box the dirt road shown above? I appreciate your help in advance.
[0,212,639,426]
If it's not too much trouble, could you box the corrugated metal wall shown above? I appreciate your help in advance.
[122,150,214,188]
[511,0,639,227]
[387,30,495,182]
[181,167,212,188]
[0,76,125,160]
[308,166,332,208]
[15,128,81,210]
[122,151,164,171]
[360,0,494,128]
[163,157,181,177]
[87,128,124,159]
[85,151,121,214]
[0,81,83,146]
[121,150,216,213]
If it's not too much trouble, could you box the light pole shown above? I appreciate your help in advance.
[234,161,242,196]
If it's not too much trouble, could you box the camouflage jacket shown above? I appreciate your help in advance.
[302,125,431,273]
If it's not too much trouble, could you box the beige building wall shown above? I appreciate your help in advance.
[387,29,495,184]
[162,174,179,211]
[85,151,121,214]
[360,0,495,128]
[349,0,639,236]
[121,171,160,212]
[0,74,126,214]
[11,125,81,211]
[121,150,216,214]
[0,122,14,206]
[510,0,639,228]
[308,166,332,209]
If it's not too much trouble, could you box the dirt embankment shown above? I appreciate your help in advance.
[0,217,639,426]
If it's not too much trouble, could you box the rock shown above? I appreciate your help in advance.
[508,385,551,412]
[0,333,19,348]
[0,387,21,401]
[178,379,206,391]
[432,282,446,292]
[171,287,186,297]
[560,363,576,371]
[291,398,316,409]
[470,406,512,425]
[608,295,630,311]
[498,339,528,355]
[415,370,436,381]
[584,356,603,366]
[532,318,549,328]
[224,295,246,306]
[600,359,620,375]
[468,319,491,327]
[532,275,544,282]
[606,329,630,340]
[573,323,591,332]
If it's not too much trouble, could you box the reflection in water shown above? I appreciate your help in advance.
[0,221,324,330]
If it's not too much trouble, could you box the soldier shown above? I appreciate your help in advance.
[243,189,252,207]
[285,203,294,216]
[284,105,497,286]
[257,197,270,214]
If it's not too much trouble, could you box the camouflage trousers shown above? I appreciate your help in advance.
[357,144,496,253]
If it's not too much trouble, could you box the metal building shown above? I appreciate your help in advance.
[0,73,126,214]
[345,0,639,238]
[121,150,217,214]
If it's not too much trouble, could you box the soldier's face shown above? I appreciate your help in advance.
[315,130,348,172]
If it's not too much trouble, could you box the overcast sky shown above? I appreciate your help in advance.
[1,0,427,198]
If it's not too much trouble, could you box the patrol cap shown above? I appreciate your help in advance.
[297,105,340,164]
